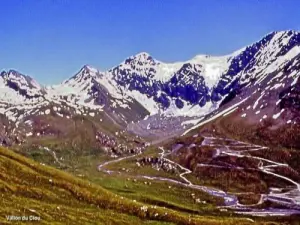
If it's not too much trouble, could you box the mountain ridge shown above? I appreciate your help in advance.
[0,30,299,140]
[2,30,298,83]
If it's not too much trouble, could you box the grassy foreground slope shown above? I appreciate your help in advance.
[0,146,261,225]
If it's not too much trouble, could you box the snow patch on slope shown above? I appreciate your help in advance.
[126,89,160,115]
[188,55,230,89]
[182,97,249,136]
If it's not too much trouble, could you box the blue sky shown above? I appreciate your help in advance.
[0,0,299,84]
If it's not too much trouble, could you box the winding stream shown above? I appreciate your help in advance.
[97,135,300,216]
[200,135,300,215]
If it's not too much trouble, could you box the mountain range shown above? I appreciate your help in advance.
[0,30,299,147]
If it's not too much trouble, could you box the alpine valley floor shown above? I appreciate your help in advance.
[6,127,300,225]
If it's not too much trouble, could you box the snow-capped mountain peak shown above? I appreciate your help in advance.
[81,64,99,73]
[2,69,42,89]
[122,52,157,66]
[0,70,44,99]
[132,52,153,61]
[64,65,101,85]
